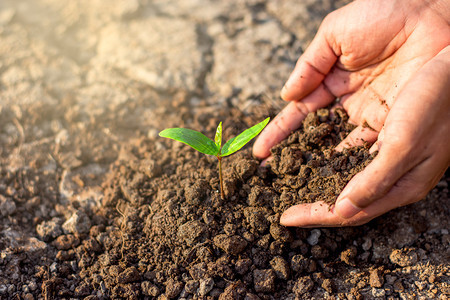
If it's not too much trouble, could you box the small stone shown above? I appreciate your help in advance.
[306,229,321,245]
[371,287,386,297]
[198,278,214,296]
[62,211,91,235]
[253,269,276,293]
[50,262,58,273]
[213,234,247,255]
[0,195,16,216]
[362,237,372,251]
[36,219,63,242]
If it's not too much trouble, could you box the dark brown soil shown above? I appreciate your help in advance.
[0,92,449,299]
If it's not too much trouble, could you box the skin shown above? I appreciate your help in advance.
[252,0,450,227]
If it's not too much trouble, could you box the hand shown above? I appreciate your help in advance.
[252,0,450,226]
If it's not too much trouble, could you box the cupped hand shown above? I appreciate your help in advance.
[252,0,450,226]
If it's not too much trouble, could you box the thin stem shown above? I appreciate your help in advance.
[218,156,224,199]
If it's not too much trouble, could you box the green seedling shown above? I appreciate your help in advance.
[159,117,270,199]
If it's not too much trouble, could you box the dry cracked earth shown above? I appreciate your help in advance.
[0,0,449,299]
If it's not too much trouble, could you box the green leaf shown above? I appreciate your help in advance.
[215,122,222,149]
[159,128,219,156]
[220,117,270,157]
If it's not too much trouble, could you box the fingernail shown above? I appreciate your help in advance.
[335,198,360,219]
[281,85,287,96]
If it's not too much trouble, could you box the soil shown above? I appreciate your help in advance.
[1,96,449,299]
[0,0,449,299]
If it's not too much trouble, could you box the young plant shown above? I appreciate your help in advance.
[159,117,270,199]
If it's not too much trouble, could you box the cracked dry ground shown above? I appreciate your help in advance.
[0,0,449,299]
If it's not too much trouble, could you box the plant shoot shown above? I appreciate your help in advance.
[159,118,270,199]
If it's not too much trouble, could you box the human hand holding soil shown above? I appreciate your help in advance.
[253,0,450,226]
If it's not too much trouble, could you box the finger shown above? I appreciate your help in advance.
[335,124,379,151]
[369,126,385,153]
[279,201,365,227]
[340,88,390,127]
[281,18,339,101]
[260,156,273,167]
[253,83,335,158]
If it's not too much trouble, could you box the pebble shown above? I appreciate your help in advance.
[198,278,214,296]
[50,262,58,273]
[372,287,386,297]
[362,237,372,251]
[0,195,16,216]
[306,229,321,246]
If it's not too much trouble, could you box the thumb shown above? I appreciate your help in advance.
[281,14,339,101]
